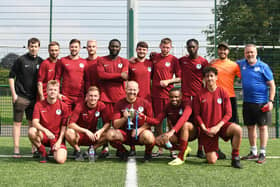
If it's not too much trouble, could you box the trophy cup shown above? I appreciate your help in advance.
[127,104,135,130]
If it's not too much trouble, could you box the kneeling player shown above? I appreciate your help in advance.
[146,87,197,165]
[65,86,110,161]
[193,67,242,168]
[106,81,155,162]
[29,80,69,164]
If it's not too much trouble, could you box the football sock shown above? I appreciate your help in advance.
[177,139,188,161]
[231,149,239,159]
[110,141,127,153]
[145,141,155,154]
[38,145,47,157]
[260,147,266,156]
[198,139,203,151]
[250,146,257,155]
[130,145,135,151]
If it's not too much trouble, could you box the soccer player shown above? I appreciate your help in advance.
[146,87,196,165]
[37,41,60,101]
[84,40,100,92]
[65,86,111,161]
[179,39,209,158]
[150,38,181,156]
[238,44,275,164]
[193,67,242,168]
[106,81,155,162]
[210,42,241,123]
[8,37,43,157]
[28,80,69,163]
[55,39,87,109]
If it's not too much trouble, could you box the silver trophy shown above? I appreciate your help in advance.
[127,104,135,130]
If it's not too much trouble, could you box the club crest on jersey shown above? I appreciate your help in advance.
[179,108,183,115]
[165,62,171,67]
[138,106,144,113]
[79,63,84,68]
[254,67,260,72]
[56,109,62,115]
[148,67,152,72]
[36,64,40,69]
[118,63,123,68]
[217,98,222,104]
[196,64,202,69]
[95,111,100,117]
[242,66,246,70]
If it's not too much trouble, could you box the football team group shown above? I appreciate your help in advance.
[8,37,275,169]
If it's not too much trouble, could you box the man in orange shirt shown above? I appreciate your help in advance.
[210,42,241,123]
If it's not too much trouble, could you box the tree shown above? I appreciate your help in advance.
[204,0,280,84]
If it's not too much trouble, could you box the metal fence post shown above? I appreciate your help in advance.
[276,87,279,138]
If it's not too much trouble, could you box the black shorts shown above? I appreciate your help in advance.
[229,97,239,123]
[242,102,269,126]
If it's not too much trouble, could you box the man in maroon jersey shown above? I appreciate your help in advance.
[193,67,242,168]
[106,81,155,162]
[151,38,181,156]
[84,40,99,92]
[65,86,111,161]
[179,39,209,158]
[145,87,196,165]
[37,41,60,101]
[28,80,69,164]
[55,39,87,110]
[128,41,153,156]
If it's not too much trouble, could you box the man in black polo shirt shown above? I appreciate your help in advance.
[9,38,43,157]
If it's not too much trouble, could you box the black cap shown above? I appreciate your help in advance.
[218,42,229,49]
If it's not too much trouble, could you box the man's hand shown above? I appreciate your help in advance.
[39,95,45,101]
[45,130,55,140]
[165,129,175,140]
[121,72,128,80]
[93,130,102,141]
[52,142,61,151]
[12,94,18,104]
[160,80,170,88]
[122,110,130,119]
[85,130,95,141]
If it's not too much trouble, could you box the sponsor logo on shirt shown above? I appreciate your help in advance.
[41,110,47,113]
[196,64,202,69]
[138,106,144,113]
[48,69,53,72]
[36,64,40,69]
[179,108,183,115]
[65,64,70,66]
[95,111,100,117]
[202,99,207,103]
[104,64,109,67]
[131,68,136,71]
[242,66,246,70]
[148,67,152,72]
[56,109,62,115]
[165,62,171,67]
[217,98,222,104]
[254,67,260,72]
[118,63,123,68]
[24,65,29,68]
[79,63,84,68]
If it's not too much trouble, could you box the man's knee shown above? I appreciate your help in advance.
[106,129,118,141]
[65,128,76,141]
[141,130,155,144]
[206,152,217,164]
[55,149,67,164]
[28,127,38,138]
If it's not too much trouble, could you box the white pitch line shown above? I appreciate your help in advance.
[125,157,138,187]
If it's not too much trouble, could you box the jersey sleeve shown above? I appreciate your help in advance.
[97,58,123,80]
[68,103,82,124]
[37,61,46,83]
[32,102,41,120]
[172,104,192,133]
[221,89,232,124]
[55,59,63,84]
[263,64,274,81]
[9,58,20,78]
[101,103,111,124]
[173,57,181,78]
[193,93,205,127]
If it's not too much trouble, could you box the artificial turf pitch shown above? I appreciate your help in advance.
[0,137,280,187]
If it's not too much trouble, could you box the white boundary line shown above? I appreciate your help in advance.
[125,157,138,187]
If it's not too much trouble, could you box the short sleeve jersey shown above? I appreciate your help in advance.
[113,97,153,131]
[97,56,129,103]
[84,57,99,93]
[179,55,208,97]
[237,58,274,103]
[37,58,57,97]
[193,87,231,128]
[151,53,181,98]
[129,59,153,101]
[69,100,110,132]
[210,59,241,97]
[55,56,87,97]
[33,99,69,136]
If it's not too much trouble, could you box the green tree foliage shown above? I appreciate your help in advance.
[204,0,280,84]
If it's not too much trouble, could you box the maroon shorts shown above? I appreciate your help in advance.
[41,132,67,152]
[152,97,169,117]
[199,122,231,153]
[118,129,149,146]
[77,132,96,146]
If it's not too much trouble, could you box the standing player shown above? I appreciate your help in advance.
[106,81,155,162]
[238,44,275,164]
[55,39,87,109]
[84,40,99,92]
[210,42,241,123]
[28,80,69,164]
[151,38,181,156]
[193,67,242,168]
[146,88,196,165]
[65,86,111,161]
[179,39,209,158]
[8,37,43,157]
[97,39,129,157]
[37,41,60,101]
